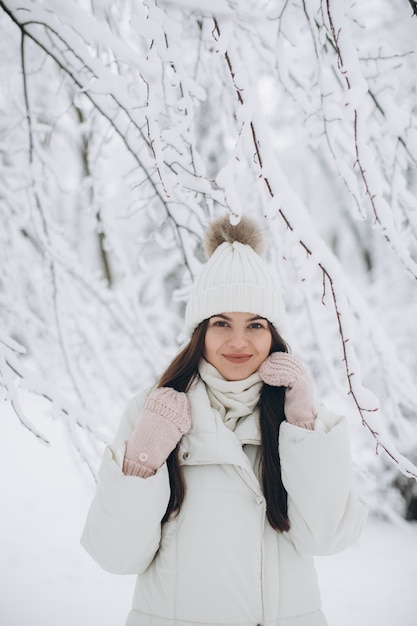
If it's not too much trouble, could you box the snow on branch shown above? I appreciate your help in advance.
[0,333,102,480]
[213,14,417,480]
[324,0,417,281]
[0,335,49,443]
[0,0,216,275]
[0,0,222,469]
[408,0,417,17]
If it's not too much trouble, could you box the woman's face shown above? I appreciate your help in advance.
[203,312,272,381]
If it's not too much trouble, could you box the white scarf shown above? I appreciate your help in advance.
[198,359,263,431]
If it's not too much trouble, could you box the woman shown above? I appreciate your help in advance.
[81,215,367,626]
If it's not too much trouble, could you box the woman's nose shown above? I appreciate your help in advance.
[228,330,248,348]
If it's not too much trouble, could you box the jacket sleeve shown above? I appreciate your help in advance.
[80,393,171,574]
[279,405,368,556]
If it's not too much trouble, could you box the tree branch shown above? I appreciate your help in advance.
[213,15,417,480]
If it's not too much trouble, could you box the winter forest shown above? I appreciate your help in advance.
[1,0,417,623]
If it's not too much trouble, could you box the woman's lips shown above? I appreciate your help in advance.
[223,354,251,364]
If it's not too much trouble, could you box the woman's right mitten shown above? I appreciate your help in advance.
[123,387,191,478]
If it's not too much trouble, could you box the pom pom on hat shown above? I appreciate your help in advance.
[185,215,285,336]
[203,215,264,258]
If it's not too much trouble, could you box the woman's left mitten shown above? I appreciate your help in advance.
[259,353,317,429]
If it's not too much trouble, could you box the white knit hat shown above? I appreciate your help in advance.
[185,216,285,335]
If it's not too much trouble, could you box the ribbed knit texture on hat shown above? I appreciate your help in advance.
[185,239,285,335]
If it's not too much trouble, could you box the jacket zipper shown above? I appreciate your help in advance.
[235,465,266,625]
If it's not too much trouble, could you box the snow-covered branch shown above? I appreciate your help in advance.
[1,0,213,273]
[213,10,417,480]
[324,0,417,281]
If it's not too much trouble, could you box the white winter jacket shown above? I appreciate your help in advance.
[81,379,367,626]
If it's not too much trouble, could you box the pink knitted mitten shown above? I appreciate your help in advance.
[123,387,192,478]
[259,353,317,429]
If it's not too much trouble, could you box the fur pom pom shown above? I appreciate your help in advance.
[203,215,264,259]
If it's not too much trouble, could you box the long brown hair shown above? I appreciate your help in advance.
[158,319,290,532]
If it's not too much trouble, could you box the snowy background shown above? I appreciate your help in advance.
[1,0,417,623]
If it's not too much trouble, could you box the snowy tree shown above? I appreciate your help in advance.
[1,0,417,516]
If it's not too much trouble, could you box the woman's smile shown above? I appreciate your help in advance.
[222,354,252,364]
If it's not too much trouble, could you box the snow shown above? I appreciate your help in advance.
[317,520,417,626]
[0,395,135,626]
[1,395,417,626]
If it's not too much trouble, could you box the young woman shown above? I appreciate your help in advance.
[81,216,367,626]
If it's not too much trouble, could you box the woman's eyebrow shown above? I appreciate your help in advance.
[211,314,266,322]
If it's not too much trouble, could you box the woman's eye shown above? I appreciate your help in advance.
[249,323,264,329]
[212,320,228,327]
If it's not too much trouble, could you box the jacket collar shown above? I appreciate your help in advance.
[178,379,261,475]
